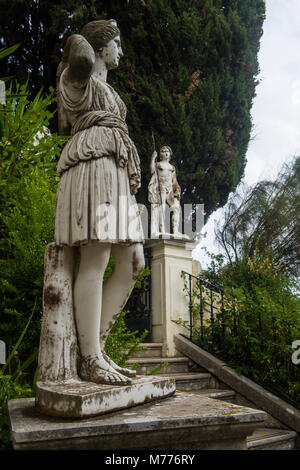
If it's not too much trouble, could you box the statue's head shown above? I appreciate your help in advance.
[81,20,120,50]
[160,146,173,161]
[81,19,122,69]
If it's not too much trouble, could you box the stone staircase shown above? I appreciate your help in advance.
[128,343,297,451]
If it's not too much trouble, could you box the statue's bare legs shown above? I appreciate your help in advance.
[151,197,182,237]
[73,242,145,385]
[74,243,131,384]
[170,198,181,236]
[100,243,145,377]
[151,203,164,236]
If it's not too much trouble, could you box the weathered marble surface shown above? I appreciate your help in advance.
[35,376,175,418]
[145,239,198,357]
[37,244,78,384]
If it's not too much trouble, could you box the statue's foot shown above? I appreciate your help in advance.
[150,231,161,238]
[173,231,190,240]
[102,351,137,379]
[80,355,132,386]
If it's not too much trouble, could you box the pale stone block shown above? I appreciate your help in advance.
[146,238,198,356]
[35,376,175,418]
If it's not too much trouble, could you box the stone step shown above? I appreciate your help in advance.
[133,343,163,358]
[156,373,212,391]
[9,394,267,450]
[186,389,236,402]
[127,356,190,375]
[247,428,297,450]
[129,349,297,451]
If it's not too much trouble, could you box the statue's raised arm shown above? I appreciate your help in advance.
[150,150,158,176]
[63,34,95,86]
[56,34,95,135]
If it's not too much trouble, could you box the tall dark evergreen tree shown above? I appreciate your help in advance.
[0,0,266,220]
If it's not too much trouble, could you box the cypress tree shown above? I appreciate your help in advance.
[0,0,265,220]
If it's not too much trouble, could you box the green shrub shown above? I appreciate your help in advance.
[0,308,36,450]
[179,253,300,407]
[0,373,34,450]
[105,310,148,369]
[0,81,64,366]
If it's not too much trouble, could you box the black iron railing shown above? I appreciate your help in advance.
[124,248,152,340]
[184,272,226,354]
[182,270,300,407]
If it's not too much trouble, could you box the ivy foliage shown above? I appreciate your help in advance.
[0,0,266,220]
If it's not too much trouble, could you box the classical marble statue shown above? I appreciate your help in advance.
[37,20,145,388]
[148,146,182,237]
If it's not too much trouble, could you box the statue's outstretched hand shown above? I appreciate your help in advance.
[151,150,158,160]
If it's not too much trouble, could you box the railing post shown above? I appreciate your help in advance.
[233,301,237,336]
[210,287,214,353]
[287,322,295,381]
[221,290,226,360]
[199,280,204,343]
[232,300,238,356]
[189,274,193,341]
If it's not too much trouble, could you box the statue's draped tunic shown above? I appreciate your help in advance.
[55,69,144,246]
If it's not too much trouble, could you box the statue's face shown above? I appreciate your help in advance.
[160,147,171,161]
[101,35,123,70]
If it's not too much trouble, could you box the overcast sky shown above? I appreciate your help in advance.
[193,0,300,266]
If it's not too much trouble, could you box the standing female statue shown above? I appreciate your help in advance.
[39,20,145,388]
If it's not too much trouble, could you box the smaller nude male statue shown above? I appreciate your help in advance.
[148,146,182,237]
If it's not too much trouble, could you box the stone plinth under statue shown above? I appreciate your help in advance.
[35,376,175,419]
[145,237,199,357]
